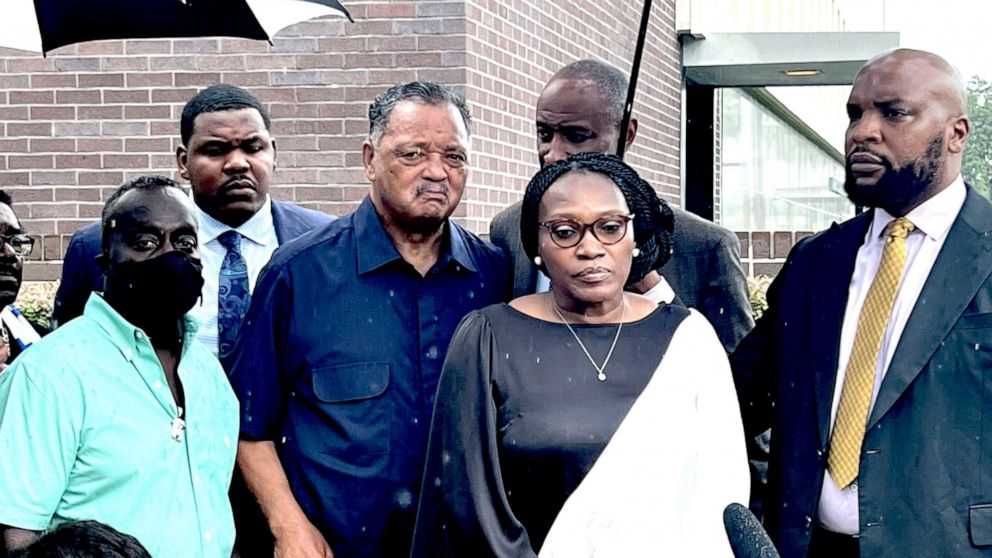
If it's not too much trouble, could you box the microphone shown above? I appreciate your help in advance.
[723,503,781,558]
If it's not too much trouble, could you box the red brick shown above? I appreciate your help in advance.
[104,155,149,169]
[30,139,76,153]
[150,122,178,136]
[7,188,54,202]
[368,3,417,18]
[31,204,77,219]
[78,73,125,88]
[175,72,222,86]
[6,58,54,73]
[125,40,171,54]
[77,41,125,55]
[222,72,269,86]
[773,231,794,259]
[79,171,124,186]
[151,88,199,103]
[124,105,172,119]
[198,56,247,71]
[10,155,54,170]
[102,122,149,137]
[56,89,102,104]
[103,56,150,71]
[31,172,76,186]
[125,138,173,152]
[30,106,76,120]
[104,89,150,103]
[9,90,55,105]
[0,75,30,88]
[0,173,31,186]
[0,107,30,120]
[126,72,173,87]
[56,155,102,169]
[8,123,53,137]
[150,56,197,71]
[78,106,124,120]
[54,187,102,202]
[220,39,270,54]
[78,139,123,152]
[751,232,771,259]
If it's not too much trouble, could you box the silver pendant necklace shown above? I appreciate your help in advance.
[551,296,626,382]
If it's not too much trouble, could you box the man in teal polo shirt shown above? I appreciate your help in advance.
[0,175,238,558]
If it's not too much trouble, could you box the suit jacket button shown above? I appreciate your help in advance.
[816,449,824,459]
[805,516,812,528]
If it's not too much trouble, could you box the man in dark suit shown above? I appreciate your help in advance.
[490,59,753,352]
[732,49,984,558]
[53,84,332,345]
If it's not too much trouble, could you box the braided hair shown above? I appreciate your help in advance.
[520,152,674,287]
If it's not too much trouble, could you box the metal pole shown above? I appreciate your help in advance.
[616,0,654,159]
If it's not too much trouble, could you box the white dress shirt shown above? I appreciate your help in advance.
[189,194,279,356]
[817,176,966,534]
[641,274,676,305]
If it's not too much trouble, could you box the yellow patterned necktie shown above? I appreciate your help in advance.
[827,216,915,489]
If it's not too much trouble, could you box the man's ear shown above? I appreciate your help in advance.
[176,145,189,180]
[624,118,638,153]
[362,141,377,183]
[271,138,278,172]
[947,115,970,154]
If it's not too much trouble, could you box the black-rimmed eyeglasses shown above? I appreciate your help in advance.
[0,234,34,257]
[539,214,634,249]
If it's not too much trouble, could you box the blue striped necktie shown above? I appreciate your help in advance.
[217,231,250,360]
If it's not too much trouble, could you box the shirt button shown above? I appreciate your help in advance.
[153,380,163,390]
[135,331,144,340]
[851,482,859,492]
[203,531,213,542]
[123,348,133,360]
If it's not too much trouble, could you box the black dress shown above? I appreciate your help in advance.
[411,302,689,557]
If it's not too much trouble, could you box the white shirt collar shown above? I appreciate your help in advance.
[192,193,275,247]
[870,174,966,243]
[641,274,676,305]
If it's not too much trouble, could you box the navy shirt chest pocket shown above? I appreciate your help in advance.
[312,362,391,459]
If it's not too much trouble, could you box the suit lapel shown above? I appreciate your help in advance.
[811,213,872,447]
[868,189,992,428]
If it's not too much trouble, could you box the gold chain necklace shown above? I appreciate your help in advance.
[551,296,626,382]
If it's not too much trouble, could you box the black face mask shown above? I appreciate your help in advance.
[104,251,204,344]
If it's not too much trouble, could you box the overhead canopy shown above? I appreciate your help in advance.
[683,32,900,87]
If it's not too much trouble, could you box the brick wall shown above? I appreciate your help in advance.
[460,0,683,231]
[0,0,681,280]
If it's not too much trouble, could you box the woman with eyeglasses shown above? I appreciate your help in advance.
[0,190,43,371]
[411,152,749,557]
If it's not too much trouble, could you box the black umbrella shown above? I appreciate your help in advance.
[1,0,351,54]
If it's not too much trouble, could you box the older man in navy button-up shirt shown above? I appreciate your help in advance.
[227,82,511,558]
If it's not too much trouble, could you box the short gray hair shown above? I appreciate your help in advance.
[367,82,471,145]
[549,59,628,126]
